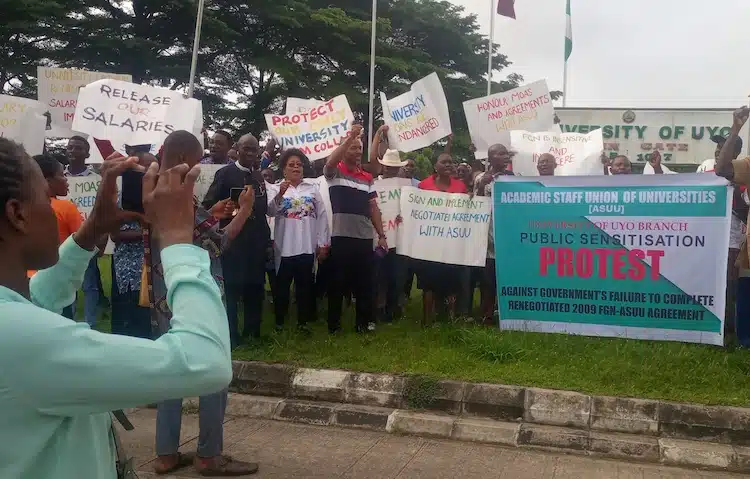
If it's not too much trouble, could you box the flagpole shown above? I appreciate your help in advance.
[562,60,568,107]
[366,0,378,158]
[486,0,495,96]
[187,0,206,98]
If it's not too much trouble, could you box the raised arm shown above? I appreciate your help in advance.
[365,124,389,177]
[716,107,749,181]
[324,124,363,179]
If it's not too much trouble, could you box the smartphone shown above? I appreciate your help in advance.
[230,187,244,203]
[121,170,145,213]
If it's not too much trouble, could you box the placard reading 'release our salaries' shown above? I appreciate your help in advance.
[266,96,354,162]
[72,79,202,147]
[463,80,555,159]
[373,177,411,249]
[380,73,452,153]
[492,174,731,346]
[510,129,604,177]
[397,187,490,266]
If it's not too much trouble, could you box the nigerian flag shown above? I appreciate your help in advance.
[564,0,572,60]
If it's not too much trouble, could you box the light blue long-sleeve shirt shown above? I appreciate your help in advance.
[0,236,232,478]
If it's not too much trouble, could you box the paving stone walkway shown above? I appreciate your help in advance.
[122,409,746,478]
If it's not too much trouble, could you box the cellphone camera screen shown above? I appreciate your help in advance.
[121,170,145,213]
[230,187,243,203]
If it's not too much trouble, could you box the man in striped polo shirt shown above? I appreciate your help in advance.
[324,124,387,333]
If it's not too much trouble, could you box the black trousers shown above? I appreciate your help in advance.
[111,289,153,339]
[274,254,315,328]
[226,283,264,344]
[375,249,406,322]
[328,237,374,332]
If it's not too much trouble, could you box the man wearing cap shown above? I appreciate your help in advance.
[714,107,750,343]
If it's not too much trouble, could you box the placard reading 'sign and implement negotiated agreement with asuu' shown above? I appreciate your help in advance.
[492,174,732,346]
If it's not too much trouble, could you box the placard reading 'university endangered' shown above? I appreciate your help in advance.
[398,187,490,266]
[380,73,452,153]
[72,79,201,146]
[463,80,555,159]
[373,177,411,249]
[510,129,604,177]
[266,95,354,162]
[492,175,731,346]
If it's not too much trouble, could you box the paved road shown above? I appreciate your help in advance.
[122,409,745,478]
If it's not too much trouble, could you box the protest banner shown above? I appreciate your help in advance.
[373,177,411,248]
[380,73,451,153]
[193,164,225,203]
[37,67,132,136]
[265,96,354,162]
[398,186,490,266]
[510,129,604,177]
[0,95,47,156]
[72,79,202,147]
[64,174,119,253]
[285,97,323,115]
[463,80,555,159]
[492,174,731,346]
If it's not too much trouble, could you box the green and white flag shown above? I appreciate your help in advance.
[564,0,572,61]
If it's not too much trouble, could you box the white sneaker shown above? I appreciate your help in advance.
[367,322,376,331]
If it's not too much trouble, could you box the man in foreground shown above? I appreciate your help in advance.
[146,130,258,476]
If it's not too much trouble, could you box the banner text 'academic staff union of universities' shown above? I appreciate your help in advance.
[492,174,731,346]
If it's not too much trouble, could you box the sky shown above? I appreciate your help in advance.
[451,0,750,108]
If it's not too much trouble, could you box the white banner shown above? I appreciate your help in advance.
[285,97,323,115]
[72,79,201,147]
[265,95,353,162]
[37,67,132,136]
[397,187,490,266]
[0,95,46,156]
[510,129,604,177]
[373,177,411,248]
[380,72,451,153]
[194,164,226,203]
[463,80,555,159]
[64,174,119,253]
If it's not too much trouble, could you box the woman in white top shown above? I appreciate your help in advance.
[267,148,330,331]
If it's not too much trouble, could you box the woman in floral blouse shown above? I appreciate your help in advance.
[267,148,331,332]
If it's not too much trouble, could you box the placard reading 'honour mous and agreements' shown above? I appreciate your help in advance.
[0,95,47,156]
[463,80,555,159]
[72,79,202,147]
[510,129,604,177]
[398,187,490,266]
[37,67,132,136]
[373,177,412,249]
[380,73,452,153]
[266,95,354,162]
[492,175,732,346]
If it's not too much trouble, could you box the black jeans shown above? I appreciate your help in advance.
[226,283,264,344]
[274,254,315,328]
[375,249,406,322]
[328,237,374,333]
[111,289,153,339]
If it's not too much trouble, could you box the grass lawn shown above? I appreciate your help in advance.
[93,258,750,407]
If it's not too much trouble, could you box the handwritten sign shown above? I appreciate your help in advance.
[193,164,226,203]
[510,129,604,177]
[463,80,555,159]
[373,177,411,248]
[37,67,131,136]
[64,174,119,253]
[397,187,490,266]
[72,79,201,147]
[265,95,354,162]
[285,97,323,115]
[0,95,46,156]
[380,73,451,153]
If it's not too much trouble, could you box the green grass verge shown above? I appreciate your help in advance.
[93,257,750,407]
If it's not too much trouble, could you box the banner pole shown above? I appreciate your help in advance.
[187,0,206,98]
[486,0,495,96]
[366,0,378,159]
[562,60,568,107]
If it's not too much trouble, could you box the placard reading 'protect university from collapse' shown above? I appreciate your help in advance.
[492,174,732,346]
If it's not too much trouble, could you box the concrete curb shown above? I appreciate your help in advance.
[215,393,750,473]
[231,360,750,445]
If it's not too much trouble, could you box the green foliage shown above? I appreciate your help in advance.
[403,374,440,409]
[3,0,526,155]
